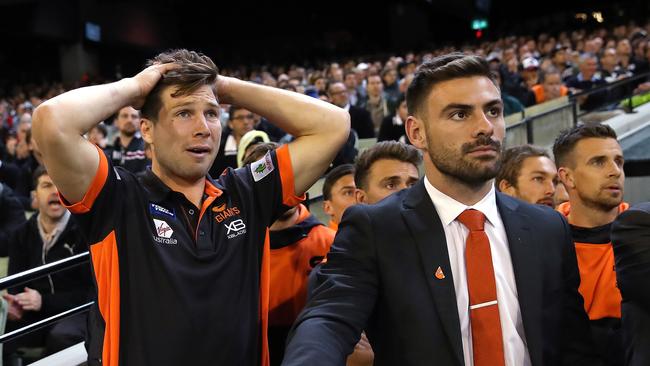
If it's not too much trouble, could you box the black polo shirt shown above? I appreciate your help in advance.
[63,144,303,366]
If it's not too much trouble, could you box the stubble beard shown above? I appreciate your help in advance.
[428,135,503,188]
[579,189,623,214]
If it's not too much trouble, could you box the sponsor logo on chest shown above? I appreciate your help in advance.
[152,218,178,245]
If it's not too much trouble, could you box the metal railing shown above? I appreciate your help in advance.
[506,71,650,147]
[0,252,92,343]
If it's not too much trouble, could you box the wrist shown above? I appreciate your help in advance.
[216,76,238,105]
[115,78,144,107]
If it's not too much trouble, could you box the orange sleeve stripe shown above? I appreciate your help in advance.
[61,144,109,214]
[90,230,121,366]
[276,145,305,207]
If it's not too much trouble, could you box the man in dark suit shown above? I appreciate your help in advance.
[611,202,650,366]
[283,53,600,366]
[328,81,375,138]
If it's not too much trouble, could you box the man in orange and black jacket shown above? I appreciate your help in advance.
[554,123,627,366]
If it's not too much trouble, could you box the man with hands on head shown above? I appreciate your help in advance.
[32,49,349,366]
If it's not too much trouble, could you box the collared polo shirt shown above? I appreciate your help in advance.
[105,136,148,174]
[63,144,303,366]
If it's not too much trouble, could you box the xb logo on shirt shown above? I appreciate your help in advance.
[225,219,247,239]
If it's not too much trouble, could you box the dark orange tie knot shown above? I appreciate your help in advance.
[457,209,486,232]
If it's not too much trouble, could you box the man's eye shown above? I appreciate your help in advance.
[450,111,467,120]
[487,107,502,118]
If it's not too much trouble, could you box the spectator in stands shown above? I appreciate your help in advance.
[610,202,650,366]
[554,123,626,366]
[322,164,356,231]
[600,48,632,83]
[354,140,421,204]
[521,57,541,89]
[381,67,401,106]
[8,129,44,210]
[0,182,26,256]
[503,57,536,107]
[378,94,408,143]
[328,82,375,138]
[492,71,525,117]
[2,132,18,162]
[0,143,22,190]
[566,53,609,111]
[104,106,148,174]
[343,71,361,106]
[87,123,108,148]
[210,105,255,176]
[616,39,635,75]
[532,68,569,104]
[496,145,557,207]
[2,166,92,361]
[31,48,349,366]
[243,142,335,366]
[631,36,649,75]
[549,45,574,81]
[360,74,394,133]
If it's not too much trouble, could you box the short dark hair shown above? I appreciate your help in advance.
[539,68,561,83]
[406,53,495,117]
[323,164,355,200]
[496,145,550,190]
[229,105,247,118]
[241,142,281,166]
[32,164,48,187]
[141,49,219,122]
[354,141,422,190]
[553,123,618,168]
[93,123,108,138]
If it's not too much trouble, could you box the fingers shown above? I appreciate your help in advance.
[156,62,181,75]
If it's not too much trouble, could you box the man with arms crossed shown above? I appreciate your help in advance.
[283,54,598,366]
[32,50,349,366]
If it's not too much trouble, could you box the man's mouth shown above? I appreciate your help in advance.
[186,145,212,155]
[537,198,555,207]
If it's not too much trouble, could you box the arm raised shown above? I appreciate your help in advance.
[218,77,350,195]
[32,63,177,203]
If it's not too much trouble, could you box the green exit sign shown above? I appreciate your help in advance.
[472,19,488,30]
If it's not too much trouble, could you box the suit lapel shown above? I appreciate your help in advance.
[401,181,464,366]
[496,193,543,366]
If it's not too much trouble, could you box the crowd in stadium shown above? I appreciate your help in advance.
[0,19,649,366]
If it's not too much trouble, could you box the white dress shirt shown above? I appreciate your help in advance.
[424,178,531,366]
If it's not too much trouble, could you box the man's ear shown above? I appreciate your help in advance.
[355,189,367,204]
[497,179,517,197]
[558,167,575,190]
[323,200,334,217]
[140,118,154,144]
[405,116,427,150]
